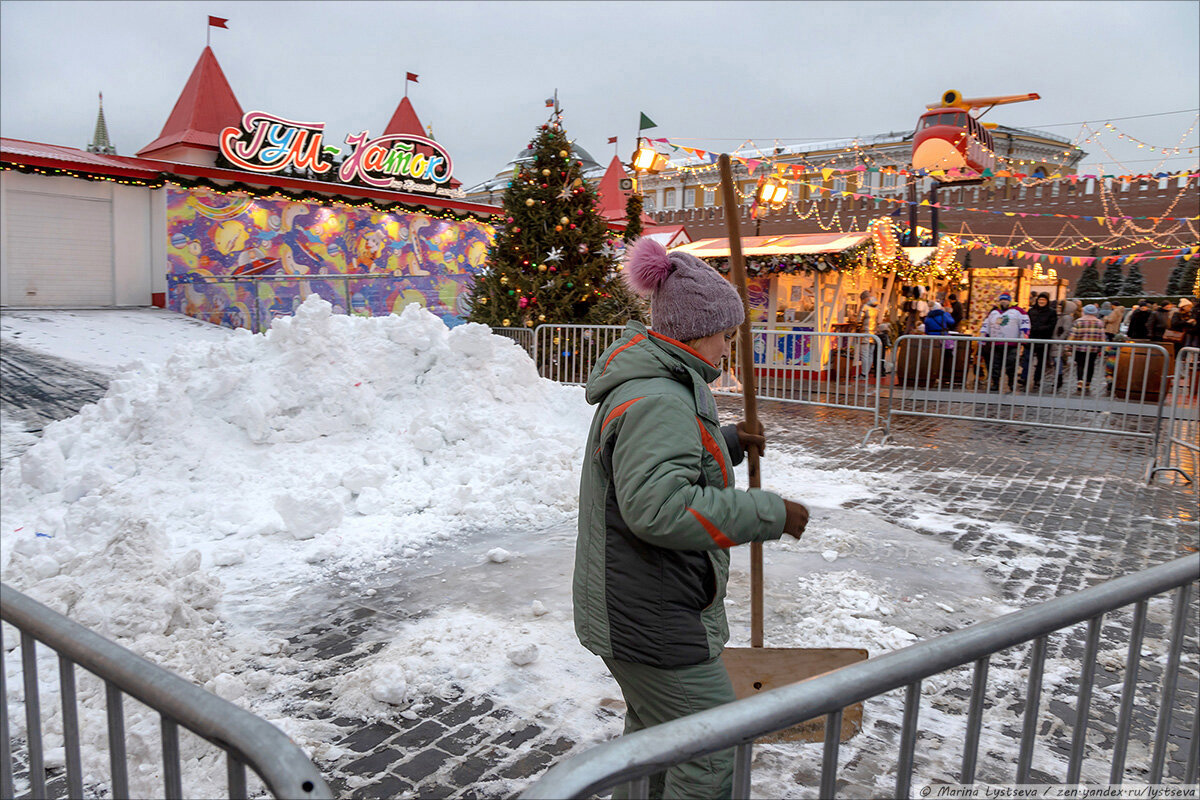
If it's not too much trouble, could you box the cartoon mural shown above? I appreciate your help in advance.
[166,186,496,331]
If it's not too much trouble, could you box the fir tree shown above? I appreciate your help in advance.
[1181,255,1200,297]
[1075,262,1103,297]
[1121,263,1144,295]
[623,193,644,243]
[467,112,646,329]
[1165,256,1186,296]
[962,250,973,269]
[1101,260,1125,297]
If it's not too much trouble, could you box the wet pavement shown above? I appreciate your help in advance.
[2,346,1197,798]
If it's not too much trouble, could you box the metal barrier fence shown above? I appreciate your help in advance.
[490,326,536,358]
[713,329,884,442]
[531,324,625,385]
[1151,346,1200,485]
[1,583,332,800]
[521,554,1200,799]
[886,335,1171,457]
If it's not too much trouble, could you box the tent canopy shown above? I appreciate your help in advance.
[670,231,870,258]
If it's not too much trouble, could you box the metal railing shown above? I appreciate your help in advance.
[1151,346,1200,484]
[532,324,625,385]
[490,326,536,358]
[521,554,1199,799]
[1,583,332,800]
[885,335,1171,456]
[713,329,885,442]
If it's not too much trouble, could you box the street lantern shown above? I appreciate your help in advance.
[632,141,668,174]
[758,178,789,206]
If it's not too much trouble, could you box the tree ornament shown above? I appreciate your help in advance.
[545,247,563,262]
[538,263,547,271]
[500,276,508,284]
[507,217,514,223]
[555,225,563,232]
[541,168,551,176]
[513,227,521,232]
[525,198,535,206]
[539,314,546,321]
[559,150,568,158]
[503,318,511,326]
[566,282,573,288]
[573,178,582,187]
[569,224,576,229]
[508,289,516,295]
[560,216,569,225]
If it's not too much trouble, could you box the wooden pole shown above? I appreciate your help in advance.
[718,154,763,648]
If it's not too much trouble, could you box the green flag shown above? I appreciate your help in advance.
[638,112,657,131]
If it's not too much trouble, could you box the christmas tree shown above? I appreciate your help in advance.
[1075,261,1103,297]
[467,110,646,329]
[1101,260,1125,296]
[1165,256,1186,295]
[1121,262,1144,295]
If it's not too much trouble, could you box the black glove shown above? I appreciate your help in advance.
[782,500,809,539]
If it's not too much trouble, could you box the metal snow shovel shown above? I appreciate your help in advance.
[715,154,867,744]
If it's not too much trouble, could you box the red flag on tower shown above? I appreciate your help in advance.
[406,72,419,83]
[208,16,228,28]
[607,136,618,144]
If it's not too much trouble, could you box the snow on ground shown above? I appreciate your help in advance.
[0,307,234,375]
[1,298,1165,798]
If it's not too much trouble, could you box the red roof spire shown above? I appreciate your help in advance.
[382,96,425,137]
[595,155,655,226]
[137,46,243,159]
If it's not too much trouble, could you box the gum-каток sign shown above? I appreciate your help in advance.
[218,110,459,198]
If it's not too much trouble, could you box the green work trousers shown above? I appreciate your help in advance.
[603,655,738,800]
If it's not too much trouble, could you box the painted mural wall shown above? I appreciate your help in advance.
[165,186,495,331]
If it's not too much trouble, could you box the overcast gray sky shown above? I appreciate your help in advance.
[2,0,1197,189]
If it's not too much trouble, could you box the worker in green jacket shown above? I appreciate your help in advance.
[573,237,809,799]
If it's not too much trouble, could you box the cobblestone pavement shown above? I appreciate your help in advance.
[4,361,1196,797]
[280,399,1197,799]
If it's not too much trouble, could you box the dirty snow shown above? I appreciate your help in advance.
[0,297,1186,798]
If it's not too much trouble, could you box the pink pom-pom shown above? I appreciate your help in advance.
[623,237,673,294]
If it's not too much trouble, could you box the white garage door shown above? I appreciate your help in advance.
[6,191,113,306]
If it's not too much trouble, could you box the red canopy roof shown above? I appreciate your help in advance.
[137,46,243,158]
[2,137,163,179]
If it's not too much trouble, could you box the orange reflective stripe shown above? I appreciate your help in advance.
[601,396,644,434]
[648,330,716,367]
[602,334,646,374]
[688,507,736,549]
[696,418,728,488]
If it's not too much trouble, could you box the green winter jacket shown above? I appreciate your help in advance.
[573,321,788,668]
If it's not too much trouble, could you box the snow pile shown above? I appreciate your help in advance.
[2,295,591,595]
[1,296,594,796]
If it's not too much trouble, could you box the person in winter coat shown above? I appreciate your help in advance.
[979,292,1030,391]
[1125,300,1152,340]
[1020,292,1058,391]
[1069,303,1108,392]
[1052,299,1080,389]
[574,237,809,800]
[1147,301,1174,342]
[923,301,956,335]
[947,293,965,329]
[1175,298,1200,349]
[1103,302,1126,341]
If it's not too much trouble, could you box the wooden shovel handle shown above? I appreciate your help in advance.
[718,154,764,648]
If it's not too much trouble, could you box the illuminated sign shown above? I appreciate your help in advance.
[218,111,460,198]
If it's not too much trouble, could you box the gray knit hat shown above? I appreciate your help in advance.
[623,237,744,342]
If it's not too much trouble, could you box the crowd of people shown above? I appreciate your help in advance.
[856,287,1200,393]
